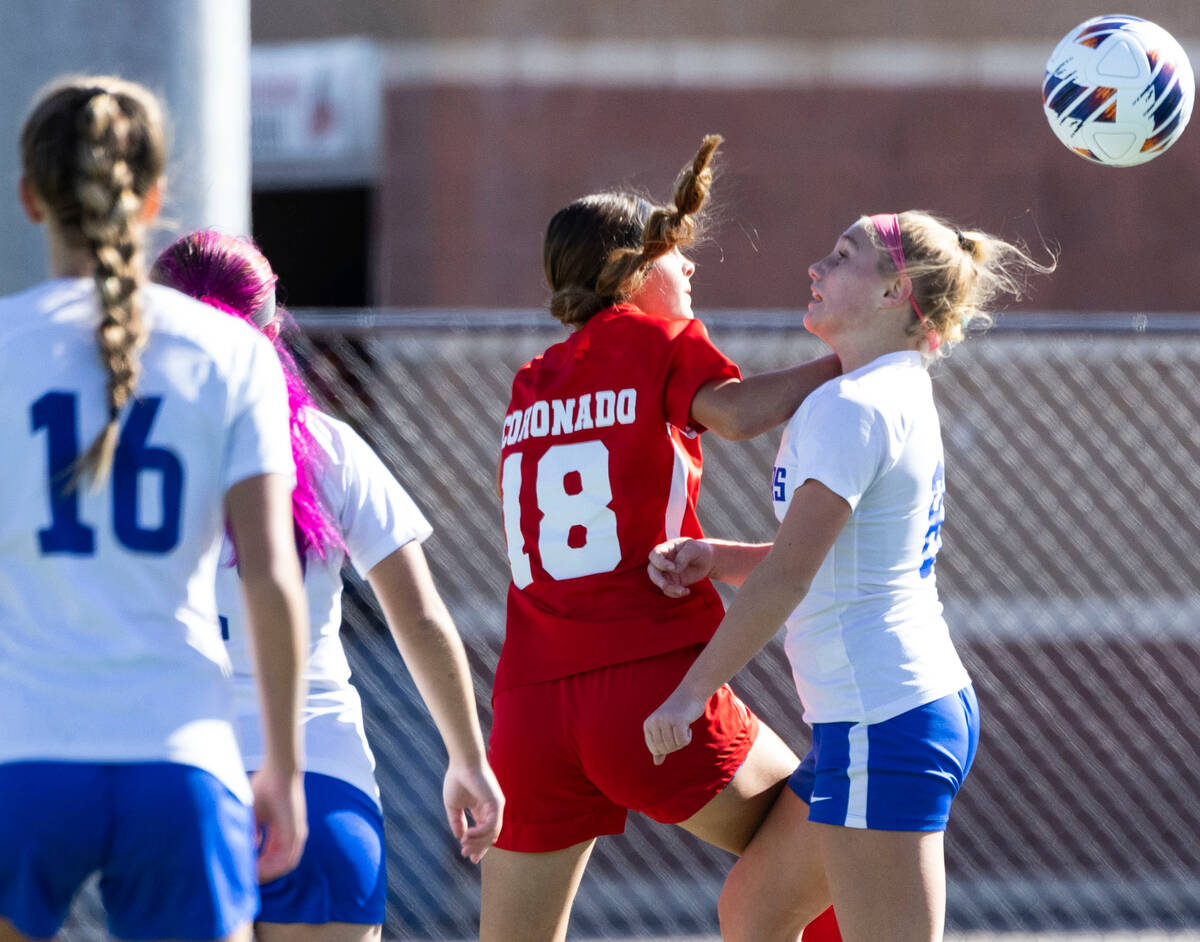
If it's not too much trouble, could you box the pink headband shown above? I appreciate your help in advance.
[868,213,940,352]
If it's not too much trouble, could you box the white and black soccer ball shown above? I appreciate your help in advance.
[1043,14,1194,167]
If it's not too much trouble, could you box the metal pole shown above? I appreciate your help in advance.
[0,0,250,292]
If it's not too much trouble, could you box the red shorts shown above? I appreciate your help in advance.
[489,644,759,853]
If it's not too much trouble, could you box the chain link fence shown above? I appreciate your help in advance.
[62,310,1200,939]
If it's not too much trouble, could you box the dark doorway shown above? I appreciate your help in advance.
[251,187,370,307]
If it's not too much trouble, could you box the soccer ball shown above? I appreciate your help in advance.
[1043,14,1195,166]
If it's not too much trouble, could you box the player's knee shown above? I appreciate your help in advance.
[718,866,824,942]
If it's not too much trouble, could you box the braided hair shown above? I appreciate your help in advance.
[21,75,166,485]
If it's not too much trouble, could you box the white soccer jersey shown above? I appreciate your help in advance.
[0,278,294,803]
[219,409,433,805]
[772,350,970,725]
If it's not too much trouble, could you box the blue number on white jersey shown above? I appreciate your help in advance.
[919,461,945,578]
[112,397,185,552]
[772,466,787,502]
[31,391,185,556]
[31,391,95,554]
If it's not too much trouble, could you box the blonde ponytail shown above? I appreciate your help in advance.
[864,210,1056,354]
[20,76,166,485]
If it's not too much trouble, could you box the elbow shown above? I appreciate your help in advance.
[708,413,759,442]
[770,566,812,609]
[717,423,754,442]
[787,574,813,608]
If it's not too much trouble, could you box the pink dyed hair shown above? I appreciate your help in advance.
[152,230,345,561]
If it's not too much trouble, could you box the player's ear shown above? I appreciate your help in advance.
[19,177,44,223]
[140,179,164,223]
[880,274,911,308]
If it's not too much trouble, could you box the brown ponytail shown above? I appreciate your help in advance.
[545,134,722,328]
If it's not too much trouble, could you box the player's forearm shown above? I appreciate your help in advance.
[694,354,840,440]
[706,539,774,586]
[240,569,308,773]
[369,544,488,768]
[226,473,309,774]
[677,551,808,701]
[397,614,489,767]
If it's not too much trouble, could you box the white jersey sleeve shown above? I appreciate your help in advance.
[222,333,296,492]
[776,383,892,512]
[316,411,433,577]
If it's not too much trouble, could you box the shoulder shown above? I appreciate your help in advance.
[306,410,430,563]
[302,409,399,497]
[0,279,74,317]
[0,279,96,345]
[800,374,881,427]
[143,284,267,352]
[851,351,930,394]
[596,303,710,343]
[789,354,934,469]
[818,353,928,422]
[144,284,282,385]
[0,280,274,381]
[783,372,892,463]
[587,306,728,376]
[518,305,713,367]
[302,408,369,465]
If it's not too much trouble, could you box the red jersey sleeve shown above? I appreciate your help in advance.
[661,318,741,433]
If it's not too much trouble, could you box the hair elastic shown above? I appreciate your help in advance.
[198,291,275,329]
[868,213,940,352]
[251,291,277,328]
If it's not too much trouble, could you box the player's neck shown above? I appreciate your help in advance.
[43,228,102,279]
[834,335,919,374]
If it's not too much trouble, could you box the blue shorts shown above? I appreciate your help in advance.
[256,771,386,926]
[0,761,257,940]
[789,685,980,831]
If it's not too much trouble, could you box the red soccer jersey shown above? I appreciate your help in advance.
[494,303,741,693]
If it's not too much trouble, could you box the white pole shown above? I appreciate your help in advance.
[0,0,251,292]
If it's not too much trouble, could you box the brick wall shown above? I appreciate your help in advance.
[253,0,1199,43]
[378,81,1200,312]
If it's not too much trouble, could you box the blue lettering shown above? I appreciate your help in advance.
[919,462,945,578]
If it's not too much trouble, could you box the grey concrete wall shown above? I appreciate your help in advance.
[0,0,250,293]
